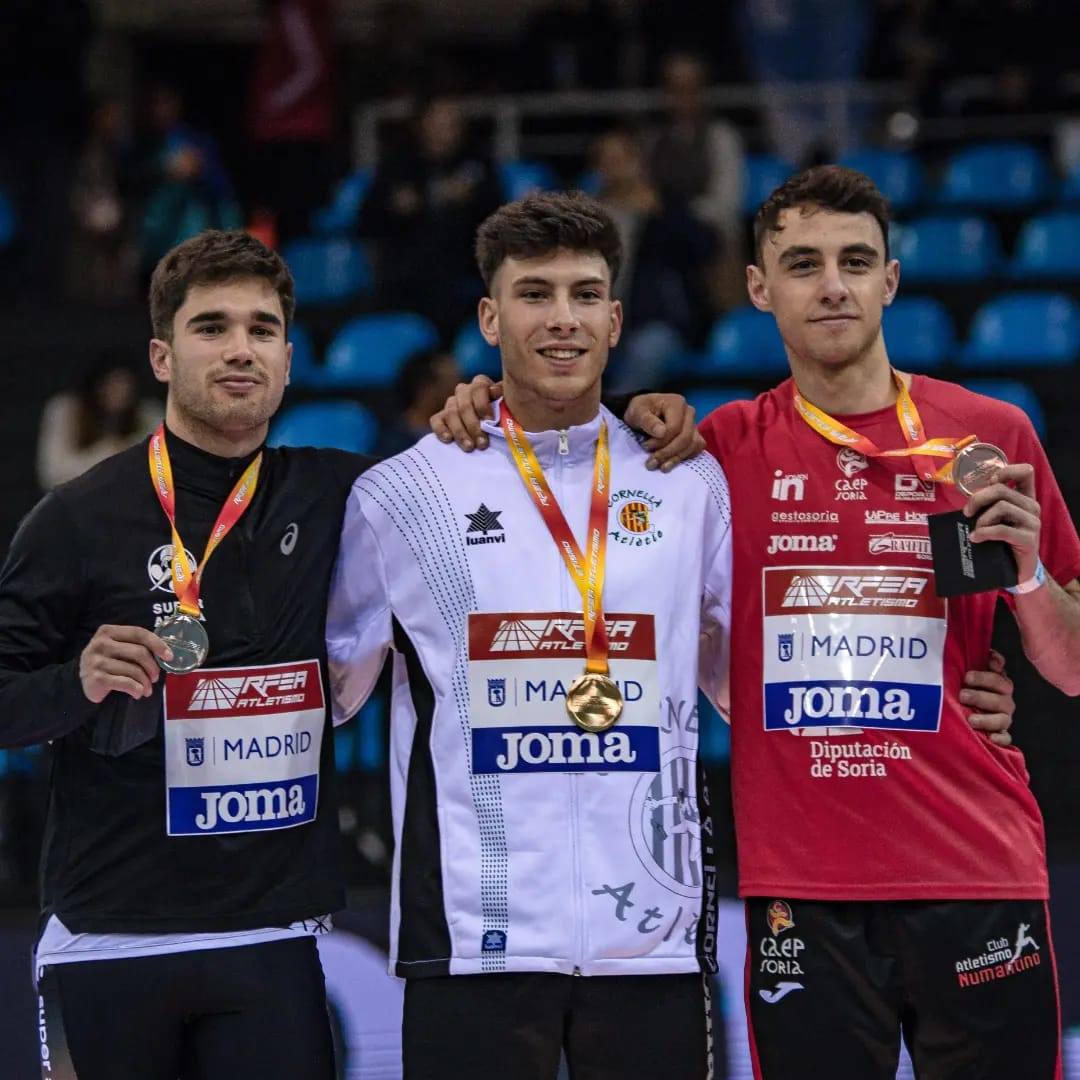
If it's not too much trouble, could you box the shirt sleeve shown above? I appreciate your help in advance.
[325,485,393,725]
[0,492,100,747]
[695,458,733,717]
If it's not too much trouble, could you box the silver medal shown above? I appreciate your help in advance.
[952,442,1009,496]
[155,613,209,673]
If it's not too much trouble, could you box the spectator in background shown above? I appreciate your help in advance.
[592,129,719,390]
[67,97,138,303]
[514,0,623,91]
[37,357,161,490]
[375,347,462,457]
[136,84,241,277]
[247,0,341,243]
[359,96,501,337]
[646,52,745,249]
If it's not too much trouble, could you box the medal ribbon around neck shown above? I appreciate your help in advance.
[500,406,612,676]
[148,426,262,619]
[792,368,976,484]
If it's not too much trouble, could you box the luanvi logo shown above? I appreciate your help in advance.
[465,504,506,546]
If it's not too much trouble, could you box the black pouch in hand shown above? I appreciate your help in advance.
[928,509,1018,597]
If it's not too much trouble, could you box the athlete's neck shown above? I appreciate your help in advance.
[501,380,602,432]
[789,349,904,416]
[165,403,267,458]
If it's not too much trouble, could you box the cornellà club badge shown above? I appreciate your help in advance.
[609,489,663,547]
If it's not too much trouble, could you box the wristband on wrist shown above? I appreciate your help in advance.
[1007,558,1047,595]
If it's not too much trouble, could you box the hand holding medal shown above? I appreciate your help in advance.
[148,427,262,672]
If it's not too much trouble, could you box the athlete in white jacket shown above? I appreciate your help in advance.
[327,191,731,1079]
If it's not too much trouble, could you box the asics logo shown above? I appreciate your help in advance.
[280,523,299,555]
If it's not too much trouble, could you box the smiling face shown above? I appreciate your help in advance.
[149,276,292,452]
[748,205,899,375]
[478,247,622,429]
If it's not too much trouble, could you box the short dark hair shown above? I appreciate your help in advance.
[148,229,296,340]
[396,347,454,409]
[474,190,623,291]
[753,165,891,266]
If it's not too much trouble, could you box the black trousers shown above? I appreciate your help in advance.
[744,898,1061,1080]
[37,936,336,1080]
[403,971,713,1079]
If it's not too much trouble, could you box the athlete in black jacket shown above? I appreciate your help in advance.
[0,230,372,1080]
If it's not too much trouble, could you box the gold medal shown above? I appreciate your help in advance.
[565,671,624,733]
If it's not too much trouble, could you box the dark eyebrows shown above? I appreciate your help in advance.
[777,242,881,265]
[510,275,608,289]
[185,309,283,329]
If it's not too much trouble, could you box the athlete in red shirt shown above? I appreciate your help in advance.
[431,167,1064,1078]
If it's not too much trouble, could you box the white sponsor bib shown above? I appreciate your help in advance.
[163,659,324,836]
[466,611,660,773]
[761,566,946,735]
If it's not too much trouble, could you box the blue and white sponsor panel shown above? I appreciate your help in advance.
[762,567,946,734]
[163,659,325,835]
[466,611,660,773]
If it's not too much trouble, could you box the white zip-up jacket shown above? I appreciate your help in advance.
[327,404,732,978]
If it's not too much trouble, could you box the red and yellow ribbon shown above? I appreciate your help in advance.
[148,426,262,618]
[500,406,611,676]
[792,369,975,483]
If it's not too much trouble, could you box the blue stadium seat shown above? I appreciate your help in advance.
[499,160,558,201]
[882,297,955,371]
[961,292,1080,368]
[0,187,15,249]
[1061,162,1080,203]
[269,400,378,453]
[286,322,324,388]
[355,695,386,771]
[1008,211,1080,279]
[840,149,925,210]
[283,238,372,304]
[311,169,373,235]
[961,378,1047,440]
[741,154,795,215]
[891,216,1000,282]
[333,729,356,773]
[704,307,789,376]
[937,142,1050,209]
[575,169,603,197]
[452,321,501,379]
[323,312,440,388]
[685,386,755,419]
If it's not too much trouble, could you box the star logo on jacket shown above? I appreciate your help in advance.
[465,504,506,546]
[481,929,507,952]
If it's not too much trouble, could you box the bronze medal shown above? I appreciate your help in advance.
[951,441,1009,496]
[565,671,624,733]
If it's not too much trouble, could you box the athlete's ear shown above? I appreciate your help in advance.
[608,298,623,348]
[746,263,771,313]
[478,296,499,347]
[883,258,900,308]
[284,339,292,387]
[149,338,172,384]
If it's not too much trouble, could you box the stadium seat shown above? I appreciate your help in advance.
[269,400,378,453]
[452,321,501,379]
[286,322,324,388]
[840,148,925,210]
[575,169,603,197]
[1061,162,1080,203]
[334,729,356,773]
[311,169,373,235]
[499,160,558,201]
[960,292,1080,367]
[704,307,789,376]
[0,187,15,249]
[741,154,795,215]
[1008,211,1080,279]
[961,378,1047,440]
[283,238,372,304]
[685,386,755,419]
[937,142,1050,209]
[323,312,440,388]
[890,215,1000,282]
[882,296,955,370]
